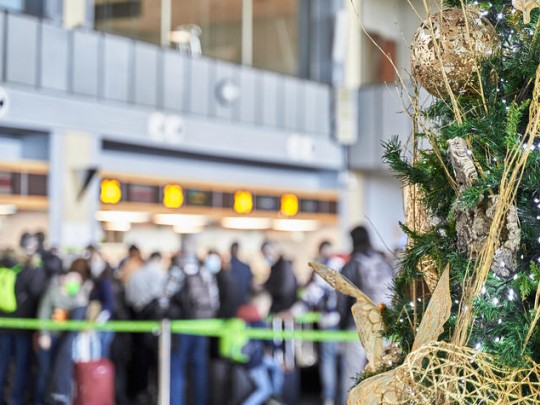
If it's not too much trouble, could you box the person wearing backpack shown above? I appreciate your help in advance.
[165,235,219,405]
[0,248,46,405]
[337,225,395,405]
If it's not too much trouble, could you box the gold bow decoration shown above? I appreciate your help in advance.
[311,262,452,404]
[513,0,540,24]
[309,261,384,372]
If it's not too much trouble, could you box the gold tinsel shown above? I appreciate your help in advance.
[350,341,540,404]
[411,8,499,98]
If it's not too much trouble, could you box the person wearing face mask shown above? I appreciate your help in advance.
[87,246,115,358]
[125,251,167,318]
[165,235,219,405]
[205,250,242,405]
[261,241,300,404]
[36,258,90,405]
[205,250,241,319]
[261,241,298,316]
[124,251,167,404]
[0,247,45,405]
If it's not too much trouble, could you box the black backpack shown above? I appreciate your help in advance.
[177,266,216,320]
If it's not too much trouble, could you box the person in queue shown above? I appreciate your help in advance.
[261,240,298,316]
[337,226,394,405]
[124,251,167,403]
[302,241,344,405]
[118,244,144,285]
[237,293,284,405]
[165,235,219,405]
[206,249,243,405]
[36,258,92,405]
[229,241,253,305]
[0,243,46,405]
[87,245,116,358]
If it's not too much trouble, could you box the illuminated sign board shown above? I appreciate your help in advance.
[98,178,337,216]
[234,191,253,214]
[280,194,299,216]
[163,185,184,209]
[100,179,122,204]
[186,189,213,207]
[255,195,279,211]
[127,184,159,204]
[0,172,12,194]
[0,171,47,197]
[300,199,320,213]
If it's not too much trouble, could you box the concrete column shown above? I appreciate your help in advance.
[338,171,365,252]
[48,130,100,251]
[48,130,64,248]
[160,0,171,47]
[344,0,362,88]
[241,0,253,65]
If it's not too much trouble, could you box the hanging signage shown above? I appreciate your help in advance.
[255,195,280,211]
[100,179,122,204]
[234,191,253,214]
[0,172,11,194]
[281,194,299,217]
[163,185,184,209]
[127,184,159,204]
[300,199,320,213]
[185,188,213,207]
[98,178,338,216]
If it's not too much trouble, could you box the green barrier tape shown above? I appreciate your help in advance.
[290,312,321,324]
[0,317,358,343]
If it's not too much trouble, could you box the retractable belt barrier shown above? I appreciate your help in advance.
[0,314,358,362]
[0,313,358,404]
[0,313,357,340]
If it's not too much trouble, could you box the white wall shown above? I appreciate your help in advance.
[0,211,48,248]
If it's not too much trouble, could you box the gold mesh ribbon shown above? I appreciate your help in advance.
[350,341,540,404]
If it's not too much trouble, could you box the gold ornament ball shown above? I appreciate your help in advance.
[411,8,499,98]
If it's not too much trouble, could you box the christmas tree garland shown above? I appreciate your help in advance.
[313,0,540,403]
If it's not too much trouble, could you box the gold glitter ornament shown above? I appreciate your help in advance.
[411,8,499,98]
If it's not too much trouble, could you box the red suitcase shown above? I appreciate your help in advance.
[74,359,115,405]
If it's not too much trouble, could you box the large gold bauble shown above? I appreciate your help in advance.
[411,8,499,98]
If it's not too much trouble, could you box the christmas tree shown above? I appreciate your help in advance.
[314,0,540,402]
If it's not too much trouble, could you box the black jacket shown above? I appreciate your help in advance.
[0,265,47,332]
[216,269,242,319]
[264,257,298,314]
[337,259,361,330]
[230,257,253,305]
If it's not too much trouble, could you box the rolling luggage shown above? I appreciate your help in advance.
[73,331,115,405]
[74,359,115,405]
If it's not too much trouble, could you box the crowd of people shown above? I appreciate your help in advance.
[0,225,396,405]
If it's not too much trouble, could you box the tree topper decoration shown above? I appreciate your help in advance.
[513,0,540,24]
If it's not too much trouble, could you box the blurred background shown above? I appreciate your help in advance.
[0,1,433,404]
[0,0,426,280]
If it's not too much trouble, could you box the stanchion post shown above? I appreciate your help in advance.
[158,319,171,405]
